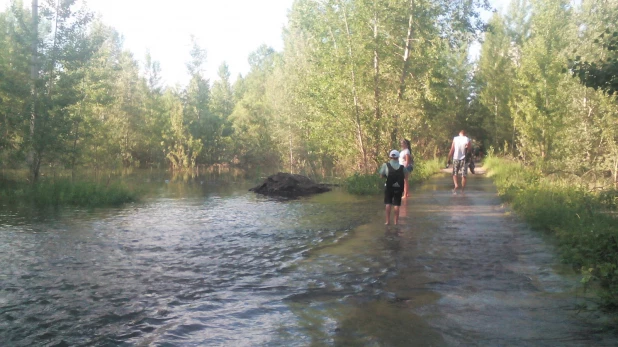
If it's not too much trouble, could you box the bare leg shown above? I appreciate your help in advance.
[403,174,410,198]
[385,204,391,225]
[394,206,400,225]
[461,176,467,192]
[452,175,459,193]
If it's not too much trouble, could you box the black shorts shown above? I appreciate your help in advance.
[384,187,403,206]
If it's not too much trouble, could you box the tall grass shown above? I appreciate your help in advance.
[484,157,618,307]
[344,158,442,195]
[0,178,138,207]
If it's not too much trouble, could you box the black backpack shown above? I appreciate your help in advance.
[385,163,404,190]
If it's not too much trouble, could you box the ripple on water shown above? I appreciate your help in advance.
[0,187,380,346]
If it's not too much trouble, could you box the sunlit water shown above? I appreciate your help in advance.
[0,178,388,346]
[2,174,617,346]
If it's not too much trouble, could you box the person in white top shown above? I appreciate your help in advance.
[447,130,470,194]
[399,139,413,198]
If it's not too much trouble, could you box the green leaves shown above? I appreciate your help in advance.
[486,157,618,308]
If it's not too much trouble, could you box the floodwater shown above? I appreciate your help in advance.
[1,172,617,346]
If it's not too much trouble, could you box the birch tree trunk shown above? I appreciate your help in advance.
[392,0,416,144]
[340,1,368,172]
[372,3,382,162]
[29,0,39,182]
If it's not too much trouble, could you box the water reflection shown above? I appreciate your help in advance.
[0,176,385,346]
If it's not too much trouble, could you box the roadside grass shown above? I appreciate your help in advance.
[344,158,442,195]
[484,157,618,308]
[0,177,138,207]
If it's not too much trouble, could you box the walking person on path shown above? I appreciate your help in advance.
[448,130,471,194]
[399,139,413,198]
[379,150,405,225]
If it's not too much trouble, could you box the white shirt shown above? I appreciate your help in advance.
[452,135,470,160]
[399,149,410,166]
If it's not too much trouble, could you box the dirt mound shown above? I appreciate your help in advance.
[250,172,331,197]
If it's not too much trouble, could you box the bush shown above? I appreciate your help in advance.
[344,172,383,195]
[344,159,442,195]
[410,159,442,184]
[485,157,618,308]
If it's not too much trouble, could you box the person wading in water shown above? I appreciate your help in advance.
[379,150,405,225]
[399,139,413,198]
[447,130,471,195]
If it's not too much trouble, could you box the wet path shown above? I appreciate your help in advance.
[286,170,618,346]
[379,171,617,346]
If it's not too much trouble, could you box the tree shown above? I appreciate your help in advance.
[0,3,31,167]
[568,0,618,186]
[509,0,573,165]
[183,37,213,166]
[210,62,235,163]
[139,51,166,167]
[29,0,39,180]
[229,45,279,170]
[476,13,515,152]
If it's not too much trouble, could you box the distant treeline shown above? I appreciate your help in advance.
[1,0,617,187]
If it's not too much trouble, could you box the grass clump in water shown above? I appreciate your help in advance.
[0,178,138,207]
[344,158,441,195]
[344,173,383,195]
[484,156,618,308]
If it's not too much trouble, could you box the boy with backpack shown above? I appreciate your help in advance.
[378,150,405,225]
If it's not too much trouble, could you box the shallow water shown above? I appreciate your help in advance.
[0,177,384,346]
[1,173,617,346]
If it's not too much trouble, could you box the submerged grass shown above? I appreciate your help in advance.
[344,158,442,195]
[0,177,138,207]
[484,157,618,308]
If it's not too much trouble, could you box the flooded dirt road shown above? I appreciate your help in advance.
[2,170,617,346]
[388,171,618,345]
[291,170,618,346]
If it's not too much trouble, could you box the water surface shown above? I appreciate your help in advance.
[1,173,617,346]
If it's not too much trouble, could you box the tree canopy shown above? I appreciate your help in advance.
[0,0,616,187]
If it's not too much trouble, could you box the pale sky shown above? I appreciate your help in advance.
[1,0,510,86]
[0,0,295,85]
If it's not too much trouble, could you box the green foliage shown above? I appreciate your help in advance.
[485,157,618,308]
[570,28,618,96]
[344,159,441,195]
[484,156,541,200]
[229,45,280,171]
[409,159,442,185]
[476,13,514,152]
[510,0,573,164]
[1,0,615,194]
[473,0,618,187]
[282,0,489,174]
[0,178,137,207]
[0,4,238,176]
[344,173,383,195]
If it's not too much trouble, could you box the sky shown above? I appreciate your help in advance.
[0,0,296,85]
[86,0,296,85]
[88,0,296,85]
[1,0,509,86]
